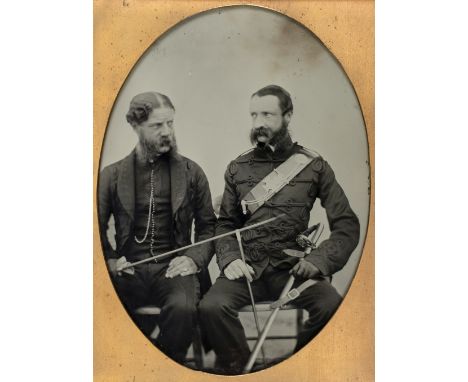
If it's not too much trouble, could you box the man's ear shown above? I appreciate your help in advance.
[284,111,293,124]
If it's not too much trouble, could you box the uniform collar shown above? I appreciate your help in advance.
[255,134,295,159]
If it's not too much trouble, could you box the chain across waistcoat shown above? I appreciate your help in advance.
[98,149,217,271]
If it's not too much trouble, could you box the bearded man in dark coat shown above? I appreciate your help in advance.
[98,91,216,363]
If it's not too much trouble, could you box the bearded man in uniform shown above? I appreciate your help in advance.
[98,92,216,363]
[199,85,360,374]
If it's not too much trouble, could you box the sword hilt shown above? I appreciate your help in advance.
[296,223,323,251]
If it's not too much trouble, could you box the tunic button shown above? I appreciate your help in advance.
[229,162,238,175]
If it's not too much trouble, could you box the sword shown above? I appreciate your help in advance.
[117,214,285,272]
[243,223,324,373]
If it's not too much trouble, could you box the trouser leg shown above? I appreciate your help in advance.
[111,266,148,311]
[264,268,342,352]
[198,276,268,374]
[111,266,158,337]
[291,279,342,351]
[148,264,200,363]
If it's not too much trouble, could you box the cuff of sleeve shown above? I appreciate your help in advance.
[304,251,330,276]
[184,248,204,270]
[217,251,242,272]
[105,249,120,260]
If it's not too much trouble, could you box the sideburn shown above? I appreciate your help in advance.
[269,124,289,146]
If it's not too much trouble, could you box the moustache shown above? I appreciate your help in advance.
[158,137,172,146]
[142,136,174,153]
[250,127,273,147]
[252,127,271,137]
[251,126,273,141]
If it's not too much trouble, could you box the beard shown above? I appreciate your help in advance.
[250,123,289,148]
[137,134,178,163]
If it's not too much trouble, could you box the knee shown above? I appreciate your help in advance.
[315,288,342,316]
[199,294,227,318]
[303,283,342,319]
[164,294,197,318]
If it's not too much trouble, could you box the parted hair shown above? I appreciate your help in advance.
[126,92,175,126]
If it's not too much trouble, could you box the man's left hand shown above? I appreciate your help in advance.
[290,260,320,279]
[165,256,198,278]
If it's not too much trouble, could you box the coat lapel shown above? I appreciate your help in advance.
[117,150,136,220]
[170,153,187,216]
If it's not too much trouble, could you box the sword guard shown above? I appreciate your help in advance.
[296,223,322,249]
[296,235,313,249]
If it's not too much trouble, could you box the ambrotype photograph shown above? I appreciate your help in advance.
[97,4,370,376]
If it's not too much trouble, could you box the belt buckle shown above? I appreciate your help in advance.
[286,289,300,301]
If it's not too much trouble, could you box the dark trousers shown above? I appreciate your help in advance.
[112,263,200,363]
[198,265,342,374]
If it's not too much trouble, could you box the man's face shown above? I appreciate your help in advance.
[249,95,291,146]
[133,107,176,154]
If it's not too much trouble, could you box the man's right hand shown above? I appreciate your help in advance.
[107,257,134,276]
[224,259,255,282]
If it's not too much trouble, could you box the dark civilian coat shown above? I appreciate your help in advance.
[98,149,217,291]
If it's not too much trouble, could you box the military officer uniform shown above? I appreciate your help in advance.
[199,136,360,373]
